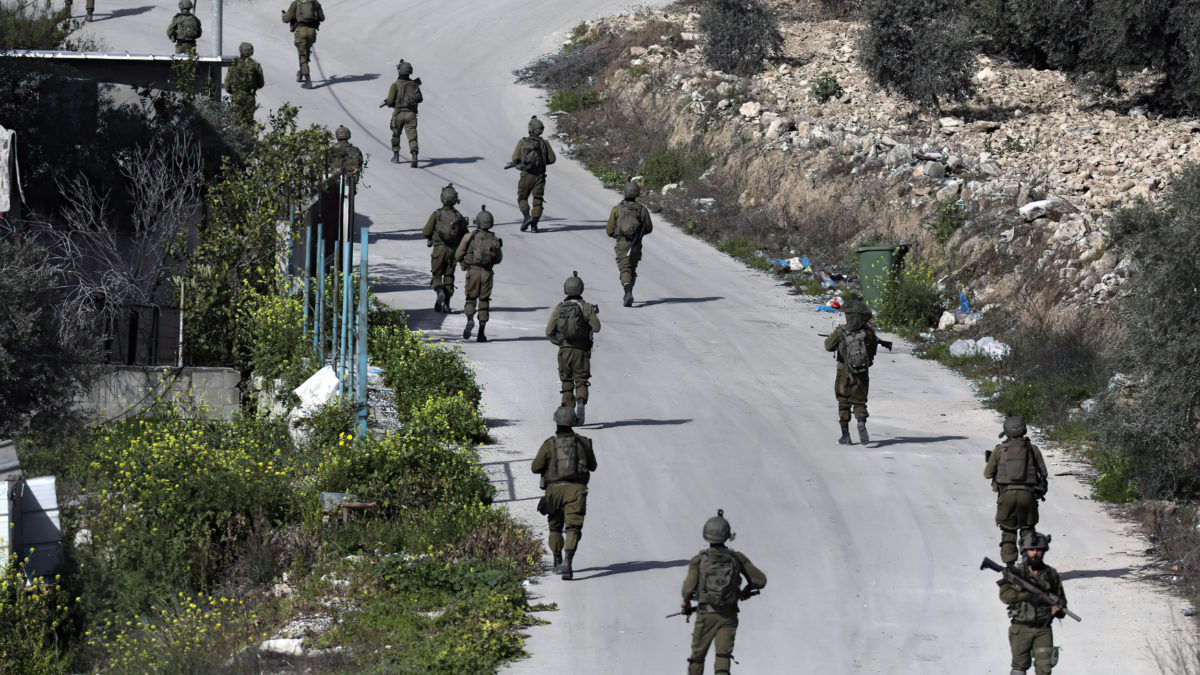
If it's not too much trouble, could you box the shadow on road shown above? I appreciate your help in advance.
[478,335,545,343]
[573,559,691,580]
[868,435,968,448]
[488,306,549,313]
[93,5,154,21]
[582,418,693,430]
[1060,567,1134,581]
[369,228,425,244]
[404,308,448,331]
[371,280,428,293]
[639,296,724,307]
[314,73,381,89]
[539,223,608,233]
[422,156,485,168]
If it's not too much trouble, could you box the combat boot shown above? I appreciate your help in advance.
[837,421,851,445]
[434,288,445,313]
[295,70,303,83]
[390,151,401,164]
[857,420,870,444]
[529,217,539,233]
[462,314,474,340]
[622,283,634,307]
[552,553,562,573]
[520,210,531,231]
[441,293,453,314]
[410,153,418,168]
[301,74,313,89]
[561,549,575,581]
[86,10,93,21]
[575,399,586,426]
[476,321,488,343]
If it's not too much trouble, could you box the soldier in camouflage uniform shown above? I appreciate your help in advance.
[681,511,767,675]
[605,180,653,307]
[545,273,601,424]
[382,61,422,167]
[531,405,597,580]
[999,532,1068,674]
[281,0,324,89]
[329,125,364,179]
[984,415,1049,564]
[511,116,556,232]
[65,0,95,22]
[223,42,265,128]
[455,206,503,342]
[421,184,469,314]
[823,299,881,445]
[166,0,202,54]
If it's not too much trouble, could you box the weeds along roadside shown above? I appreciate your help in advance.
[530,9,1200,605]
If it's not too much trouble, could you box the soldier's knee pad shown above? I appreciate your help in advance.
[687,657,704,665]
[1032,646,1058,667]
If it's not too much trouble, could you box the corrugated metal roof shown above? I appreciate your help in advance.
[2,49,232,64]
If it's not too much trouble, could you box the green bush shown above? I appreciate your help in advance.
[296,399,357,450]
[930,199,966,244]
[697,0,784,76]
[811,71,844,103]
[717,236,771,270]
[235,281,315,391]
[637,145,711,190]
[370,322,482,423]
[0,556,70,674]
[875,261,948,332]
[1086,444,1140,503]
[0,1,73,51]
[859,0,975,109]
[548,88,600,113]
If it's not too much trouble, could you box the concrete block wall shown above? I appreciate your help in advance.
[79,366,242,424]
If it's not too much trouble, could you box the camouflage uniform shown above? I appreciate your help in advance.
[65,0,95,21]
[223,43,265,128]
[421,186,468,313]
[999,537,1067,674]
[455,207,502,342]
[545,277,601,419]
[166,2,202,55]
[281,0,324,87]
[530,406,597,580]
[512,116,556,230]
[605,181,653,306]
[823,300,879,443]
[984,416,1049,564]
[329,126,364,179]
[383,62,422,165]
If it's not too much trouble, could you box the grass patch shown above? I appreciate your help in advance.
[637,145,712,189]
[930,199,966,244]
[717,235,772,270]
[548,88,601,113]
[584,161,627,190]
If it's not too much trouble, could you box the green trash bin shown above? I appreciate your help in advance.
[855,244,910,308]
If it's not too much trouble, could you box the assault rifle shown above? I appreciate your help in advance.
[817,334,894,352]
[665,590,760,622]
[980,557,1081,622]
[503,160,519,170]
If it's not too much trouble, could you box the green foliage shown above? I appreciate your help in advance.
[859,0,976,109]
[876,261,949,332]
[1097,163,1200,497]
[235,281,315,391]
[811,71,844,103]
[637,145,711,190]
[0,1,74,50]
[697,0,784,76]
[1086,444,1140,503]
[930,199,966,244]
[370,321,482,424]
[585,161,627,190]
[296,399,357,450]
[548,88,600,113]
[717,236,772,270]
[0,556,70,674]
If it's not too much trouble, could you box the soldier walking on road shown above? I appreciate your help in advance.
[422,184,469,315]
[224,42,265,128]
[546,272,600,425]
[281,0,324,89]
[382,60,422,167]
[531,405,597,581]
[680,510,767,675]
[985,415,1048,564]
[167,0,202,54]
[823,299,889,445]
[456,206,503,342]
[606,180,653,307]
[329,125,364,179]
[65,0,95,22]
[509,115,556,232]
[999,532,1068,674]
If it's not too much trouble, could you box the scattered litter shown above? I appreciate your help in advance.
[1183,607,1198,617]
[813,305,839,313]
[919,332,935,342]
[948,337,1010,360]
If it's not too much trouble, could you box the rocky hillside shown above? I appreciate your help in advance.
[556,6,1200,309]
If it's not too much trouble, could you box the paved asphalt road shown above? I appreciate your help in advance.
[89,1,1187,672]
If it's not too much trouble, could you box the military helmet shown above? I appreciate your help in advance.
[474,205,494,230]
[553,405,577,427]
[624,180,641,200]
[1001,415,1027,438]
[1020,530,1051,552]
[440,184,459,206]
[335,125,352,141]
[397,60,413,76]
[238,42,254,58]
[843,298,872,315]
[702,509,733,544]
[563,271,584,296]
[178,0,193,9]
[528,115,545,136]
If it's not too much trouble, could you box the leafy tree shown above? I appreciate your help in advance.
[697,0,784,77]
[859,0,976,110]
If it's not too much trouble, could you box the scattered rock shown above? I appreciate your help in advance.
[1018,198,1077,222]
[914,161,946,179]
[739,101,763,118]
[260,638,305,658]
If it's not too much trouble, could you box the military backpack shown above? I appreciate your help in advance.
[394,80,422,110]
[697,547,744,609]
[555,300,590,347]
[465,231,502,266]
[995,437,1039,485]
[544,435,588,482]
[839,328,872,377]
[175,15,201,41]
[519,137,547,173]
[295,0,318,23]
[616,202,642,238]
[434,209,468,247]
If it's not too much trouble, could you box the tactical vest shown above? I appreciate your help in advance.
[394,80,421,110]
[519,137,546,173]
[697,547,744,609]
[465,231,502,267]
[175,15,201,41]
[616,202,642,238]
[1006,563,1060,626]
[840,328,871,375]
[433,209,467,247]
[295,0,318,23]
[544,435,588,483]
[995,437,1039,485]
[555,300,590,348]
